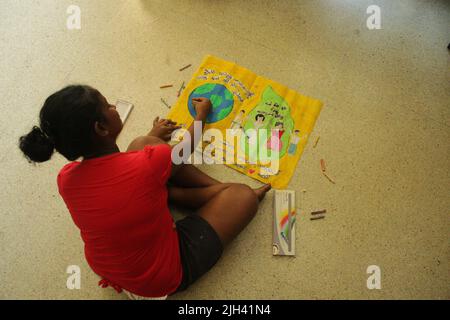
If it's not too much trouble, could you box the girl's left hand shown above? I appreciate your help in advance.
[148,117,181,141]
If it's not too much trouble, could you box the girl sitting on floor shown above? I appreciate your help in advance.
[19,85,270,298]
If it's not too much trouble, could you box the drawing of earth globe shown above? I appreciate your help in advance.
[188,83,234,123]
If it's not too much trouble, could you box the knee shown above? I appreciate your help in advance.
[229,183,258,211]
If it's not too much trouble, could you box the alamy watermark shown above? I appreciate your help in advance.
[66,265,81,289]
[366,5,381,30]
[66,5,81,30]
[169,121,307,176]
[366,265,381,289]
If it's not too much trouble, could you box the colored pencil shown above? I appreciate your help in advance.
[322,172,336,184]
[179,64,192,71]
[320,159,326,172]
[161,98,170,108]
[311,209,327,215]
[177,81,185,97]
[313,136,320,148]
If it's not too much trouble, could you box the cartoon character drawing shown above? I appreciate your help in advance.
[230,110,246,133]
[266,122,285,152]
[287,129,300,155]
[246,114,266,146]
[240,86,295,160]
[253,113,265,129]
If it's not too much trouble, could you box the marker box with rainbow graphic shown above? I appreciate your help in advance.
[273,190,296,256]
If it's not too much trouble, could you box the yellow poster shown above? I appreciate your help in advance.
[167,55,323,189]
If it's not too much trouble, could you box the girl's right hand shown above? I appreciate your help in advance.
[192,97,212,118]
[148,117,181,141]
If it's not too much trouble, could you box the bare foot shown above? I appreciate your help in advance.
[253,184,272,201]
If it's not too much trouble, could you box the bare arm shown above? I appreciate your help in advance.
[126,97,211,176]
[126,134,187,178]
[170,98,211,175]
[126,117,179,152]
[126,135,166,152]
[176,112,208,157]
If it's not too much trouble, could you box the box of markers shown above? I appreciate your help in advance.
[273,190,296,256]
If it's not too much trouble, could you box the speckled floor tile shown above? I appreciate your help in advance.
[0,0,448,299]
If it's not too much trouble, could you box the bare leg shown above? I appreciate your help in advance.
[170,183,271,245]
[168,183,271,210]
[197,184,270,245]
[168,183,232,209]
[170,164,220,188]
[167,183,270,210]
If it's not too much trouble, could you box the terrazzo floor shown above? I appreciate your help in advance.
[0,0,449,299]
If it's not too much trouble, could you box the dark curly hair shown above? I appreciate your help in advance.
[19,85,105,163]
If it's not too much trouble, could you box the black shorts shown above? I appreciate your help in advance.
[172,214,223,294]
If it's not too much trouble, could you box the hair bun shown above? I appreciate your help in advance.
[19,126,55,163]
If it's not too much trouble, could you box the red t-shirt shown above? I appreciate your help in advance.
[57,144,182,297]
